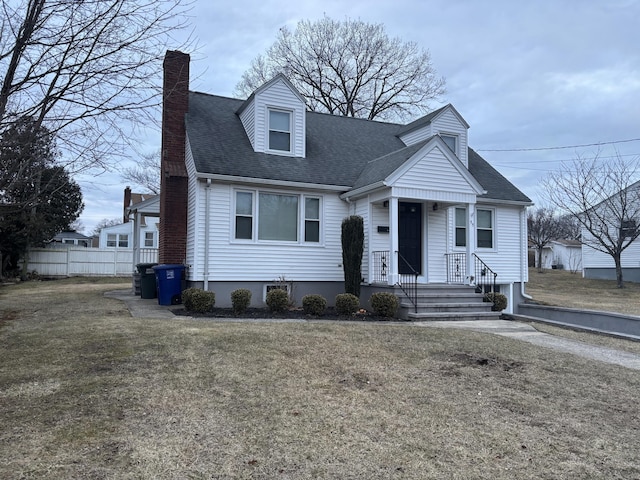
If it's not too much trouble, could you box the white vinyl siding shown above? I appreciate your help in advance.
[239,101,256,149]
[399,107,469,167]
[426,208,447,282]
[448,205,525,283]
[185,135,201,279]
[252,78,306,157]
[195,183,347,282]
[392,146,477,201]
[582,229,640,268]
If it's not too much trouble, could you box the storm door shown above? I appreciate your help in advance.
[398,202,422,274]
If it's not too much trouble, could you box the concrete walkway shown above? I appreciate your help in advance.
[415,320,640,370]
[106,289,640,371]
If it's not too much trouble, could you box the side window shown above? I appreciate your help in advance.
[455,208,466,247]
[118,234,129,248]
[144,232,154,247]
[107,233,116,247]
[441,134,457,154]
[304,197,320,242]
[620,219,637,238]
[235,191,254,240]
[477,209,493,248]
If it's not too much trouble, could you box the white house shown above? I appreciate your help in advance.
[157,51,533,316]
[98,189,160,265]
[540,240,582,272]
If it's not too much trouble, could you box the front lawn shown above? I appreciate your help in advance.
[1,279,639,479]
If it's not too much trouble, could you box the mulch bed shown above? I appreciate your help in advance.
[173,306,402,322]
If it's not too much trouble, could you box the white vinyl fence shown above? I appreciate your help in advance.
[23,247,159,277]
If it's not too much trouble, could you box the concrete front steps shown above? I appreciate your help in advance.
[396,284,501,321]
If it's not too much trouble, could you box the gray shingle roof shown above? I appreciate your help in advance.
[186,92,531,203]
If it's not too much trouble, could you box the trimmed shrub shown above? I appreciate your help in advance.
[183,288,215,313]
[182,288,198,310]
[484,292,508,312]
[370,292,399,318]
[341,216,364,298]
[231,288,252,315]
[266,288,289,313]
[335,293,359,316]
[302,294,327,316]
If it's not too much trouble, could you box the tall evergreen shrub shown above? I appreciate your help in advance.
[341,215,364,298]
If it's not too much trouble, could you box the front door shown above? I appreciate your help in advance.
[399,202,422,274]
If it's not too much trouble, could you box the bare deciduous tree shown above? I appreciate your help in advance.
[527,207,568,272]
[121,150,160,194]
[543,153,640,288]
[0,0,191,178]
[236,17,446,121]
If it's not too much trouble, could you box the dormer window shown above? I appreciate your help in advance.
[441,134,457,154]
[268,109,291,152]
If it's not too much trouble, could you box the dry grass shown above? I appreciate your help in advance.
[1,278,640,479]
[526,267,640,316]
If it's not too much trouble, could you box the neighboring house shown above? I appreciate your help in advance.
[98,188,159,260]
[157,51,533,313]
[544,240,582,272]
[48,231,91,248]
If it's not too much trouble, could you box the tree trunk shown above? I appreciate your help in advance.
[537,248,543,273]
[614,254,624,288]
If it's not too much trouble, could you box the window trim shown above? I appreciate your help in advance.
[106,233,117,248]
[454,207,466,247]
[144,231,155,248]
[232,188,323,245]
[621,219,637,238]
[476,208,495,249]
[440,133,458,155]
[452,206,496,250]
[267,108,292,154]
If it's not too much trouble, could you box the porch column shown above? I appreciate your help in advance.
[389,197,399,285]
[132,211,142,268]
[466,203,476,286]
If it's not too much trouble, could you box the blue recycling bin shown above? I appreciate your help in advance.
[152,264,186,306]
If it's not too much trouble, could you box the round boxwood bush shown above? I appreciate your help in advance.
[231,288,252,315]
[302,294,327,316]
[266,288,289,313]
[484,292,507,312]
[370,292,399,318]
[335,293,359,316]
[183,288,215,313]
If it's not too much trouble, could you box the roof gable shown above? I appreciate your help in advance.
[349,136,484,197]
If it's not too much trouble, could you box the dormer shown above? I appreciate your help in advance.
[397,104,470,167]
[236,74,307,158]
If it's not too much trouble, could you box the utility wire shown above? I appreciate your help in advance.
[477,138,640,152]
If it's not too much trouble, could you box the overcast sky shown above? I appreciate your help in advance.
[77,0,640,233]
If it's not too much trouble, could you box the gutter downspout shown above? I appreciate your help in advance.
[520,206,533,301]
[203,179,211,291]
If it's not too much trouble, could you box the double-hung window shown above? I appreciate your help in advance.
[453,207,494,249]
[235,191,254,240]
[107,233,117,247]
[477,209,493,248]
[268,109,291,152]
[234,190,321,243]
[144,232,155,247]
[305,197,320,242]
[455,208,466,247]
[621,219,637,238]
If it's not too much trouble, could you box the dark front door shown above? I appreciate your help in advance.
[399,202,422,274]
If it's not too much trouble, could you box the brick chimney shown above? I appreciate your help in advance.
[123,186,131,223]
[158,50,190,265]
